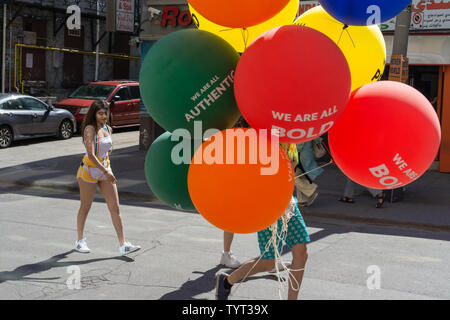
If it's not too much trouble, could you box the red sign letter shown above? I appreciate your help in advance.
[178,10,192,26]
[161,6,179,27]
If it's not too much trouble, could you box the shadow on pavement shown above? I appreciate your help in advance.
[0,250,133,284]
[159,265,223,300]
[158,263,289,300]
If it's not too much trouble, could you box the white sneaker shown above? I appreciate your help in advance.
[119,241,141,255]
[74,238,90,253]
[220,251,241,268]
[269,261,291,273]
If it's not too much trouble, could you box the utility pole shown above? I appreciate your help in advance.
[389,4,412,84]
[392,4,412,57]
[95,0,100,81]
[2,3,6,93]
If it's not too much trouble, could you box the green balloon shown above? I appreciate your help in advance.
[139,29,241,135]
[145,132,200,211]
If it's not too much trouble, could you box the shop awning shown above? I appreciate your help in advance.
[385,35,450,65]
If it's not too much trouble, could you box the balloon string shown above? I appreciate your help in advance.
[241,27,250,51]
[231,199,298,300]
[217,27,249,51]
[219,28,236,32]
[294,159,334,179]
[294,141,334,179]
[345,29,356,49]
[321,140,332,155]
[337,24,348,45]
[337,24,356,49]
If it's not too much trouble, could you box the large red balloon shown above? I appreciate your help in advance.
[329,81,441,190]
[234,25,351,144]
[188,0,289,28]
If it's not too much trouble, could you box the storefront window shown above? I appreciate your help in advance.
[381,65,440,112]
[409,66,440,111]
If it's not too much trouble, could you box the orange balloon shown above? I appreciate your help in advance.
[187,129,294,233]
[188,0,290,28]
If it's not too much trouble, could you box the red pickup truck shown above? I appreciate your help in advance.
[54,80,141,129]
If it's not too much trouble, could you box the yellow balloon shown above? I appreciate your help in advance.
[295,6,386,92]
[189,0,299,53]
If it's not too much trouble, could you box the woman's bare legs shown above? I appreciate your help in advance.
[77,178,97,241]
[227,258,275,285]
[223,231,234,252]
[287,243,308,300]
[226,244,308,300]
[98,179,125,245]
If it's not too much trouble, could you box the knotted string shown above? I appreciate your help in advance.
[231,198,305,300]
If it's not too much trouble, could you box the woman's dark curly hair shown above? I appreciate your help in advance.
[80,100,109,140]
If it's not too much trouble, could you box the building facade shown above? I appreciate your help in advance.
[0,0,141,99]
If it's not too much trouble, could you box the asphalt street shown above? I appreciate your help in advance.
[0,129,449,300]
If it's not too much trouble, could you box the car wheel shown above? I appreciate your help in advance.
[0,125,13,148]
[59,119,73,140]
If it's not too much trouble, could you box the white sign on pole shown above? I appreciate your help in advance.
[382,0,450,31]
[116,0,135,32]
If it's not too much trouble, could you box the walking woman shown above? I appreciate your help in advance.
[74,100,141,255]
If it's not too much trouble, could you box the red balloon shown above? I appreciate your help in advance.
[234,25,351,144]
[329,81,441,190]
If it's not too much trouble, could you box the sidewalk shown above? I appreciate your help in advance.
[1,139,449,232]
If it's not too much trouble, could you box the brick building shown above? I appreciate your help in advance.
[0,0,141,100]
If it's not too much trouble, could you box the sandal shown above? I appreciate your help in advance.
[376,193,384,208]
[339,197,354,204]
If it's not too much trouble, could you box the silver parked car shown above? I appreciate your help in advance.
[0,94,77,148]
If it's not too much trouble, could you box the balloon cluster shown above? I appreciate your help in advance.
[140,1,441,233]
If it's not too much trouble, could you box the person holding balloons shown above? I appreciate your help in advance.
[215,143,310,300]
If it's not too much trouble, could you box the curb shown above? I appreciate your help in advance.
[0,179,158,202]
[301,211,450,233]
[2,179,450,233]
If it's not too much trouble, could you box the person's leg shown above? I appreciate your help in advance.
[367,188,385,208]
[367,188,382,198]
[227,258,275,285]
[223,231,233,252]
[287,243,308,300]
[341,178,357,202]
[216,257,275,300]
[77,178,97,241]
[283,201,310,299]
[343,178,356,198]
[98,180,125,245]
[221,231,241,268]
